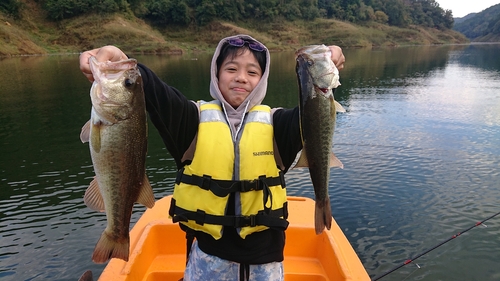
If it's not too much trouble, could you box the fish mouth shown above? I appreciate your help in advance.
[315,85,329,93]
[312,70,336,93]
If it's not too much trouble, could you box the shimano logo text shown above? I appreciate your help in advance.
[253,151,274,156]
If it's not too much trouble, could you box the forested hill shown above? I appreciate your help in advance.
[2,0,456,28]
[1,0,467,56]
[454,13,477,25]
[453,4,500,42]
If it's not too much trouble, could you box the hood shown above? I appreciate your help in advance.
[209,34,271,137]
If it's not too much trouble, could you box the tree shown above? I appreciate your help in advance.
[278,2,302,21]
[44,0,90,20]
[358,3,375,22]
[43,0,124,21]
[384,0,409,27]
[442,9,454,29]
[407,0,453,29]
[144,0,190,25]
[374,10,388,24]
[195,0,217,25]
[318,0,343,19]
[0,0,22,17]
[298,0,320,20]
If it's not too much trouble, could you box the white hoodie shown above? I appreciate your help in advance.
[208,34,271,140]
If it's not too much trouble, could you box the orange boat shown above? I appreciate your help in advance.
[98,195,370,281]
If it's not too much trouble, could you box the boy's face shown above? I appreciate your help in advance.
[218,49,263,108]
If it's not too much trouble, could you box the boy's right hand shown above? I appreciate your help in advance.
[79,46,128,82]
[328,45,345,71]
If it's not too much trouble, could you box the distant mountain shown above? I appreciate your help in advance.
[453,13,477,25]
[453,4,500,41]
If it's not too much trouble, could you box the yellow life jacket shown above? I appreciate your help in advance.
[170,101,288,239]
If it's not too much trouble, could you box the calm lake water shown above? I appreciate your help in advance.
[1,43,500,281]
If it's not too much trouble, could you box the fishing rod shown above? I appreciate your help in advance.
[371,210,500,281]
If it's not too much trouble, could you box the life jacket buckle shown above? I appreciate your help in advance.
[245,179,258,191]
[201,174,212,190]
[241,215,257,227]
[175,167,185,184]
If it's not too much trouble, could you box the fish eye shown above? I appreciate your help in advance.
[124,79,134,87]
[307,60,314,66]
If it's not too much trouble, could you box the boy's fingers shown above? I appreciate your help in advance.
[328,45,345,70]
[79,49,99,82]
[79,46,127,83]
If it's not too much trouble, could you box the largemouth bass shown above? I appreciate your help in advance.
[80,57,155,263]
[295,45,344,234]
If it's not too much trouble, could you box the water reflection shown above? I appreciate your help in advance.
[453,43,500,70]
[1,44,500,280]
[335,44,500,280]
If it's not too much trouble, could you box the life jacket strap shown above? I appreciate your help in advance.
[184,230,195,266]
[170,198,289,230]
[175,168,285,197]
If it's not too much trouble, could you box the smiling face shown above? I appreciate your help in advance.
[217,49,263,108]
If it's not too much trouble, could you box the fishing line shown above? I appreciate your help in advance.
[371,210,500,281]
[399,235,472,281]
[400,265,420,281]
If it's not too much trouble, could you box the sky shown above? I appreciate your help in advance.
[436,0,500,18]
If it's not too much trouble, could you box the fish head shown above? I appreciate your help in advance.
[295,45,340,97]
[89,56,143,122]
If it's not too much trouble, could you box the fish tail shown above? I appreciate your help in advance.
[92,231,129,264]
[315,199,333,234]
[77,270,94,281]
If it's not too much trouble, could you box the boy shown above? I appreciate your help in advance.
[79,34,345,281]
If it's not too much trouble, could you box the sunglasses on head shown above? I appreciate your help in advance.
[227,38,266,52]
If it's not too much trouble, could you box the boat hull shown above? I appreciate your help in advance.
[98,196,370,281]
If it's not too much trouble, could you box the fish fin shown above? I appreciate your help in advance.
[84,178,105,212]
[92,230,129,264]
[293,149,309,168]
[329,152,344,169]
[136,174,155,208]
[315,198,332,234]
[334,100,346,113]
[77,270,93,281]
[90,123,101,153]
[80,121,91,143]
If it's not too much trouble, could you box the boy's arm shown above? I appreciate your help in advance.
[139,64,199,169]
[273,107,303,173]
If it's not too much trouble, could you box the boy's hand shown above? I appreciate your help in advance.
[79,46,128,82]
[328,45,345,71]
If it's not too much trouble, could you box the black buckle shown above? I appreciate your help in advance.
[246,179,259,191]
[175,168,185,184]
[201,174,212,190]
[241,215,257,227]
